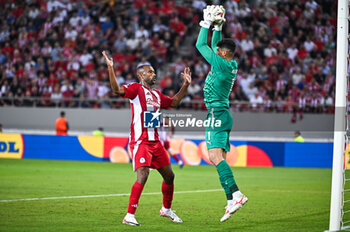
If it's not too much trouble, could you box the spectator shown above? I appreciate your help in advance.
[287,43,299,61]
[239,73,253,95]
[85,77,98,99]
[100,17,114,34]
[97,81,109,99]
[240,35,254,53]
[170,17,186,36]
[292,67,304,86]
[114,34,127,52]
[264,43,277,58]
[304,37,315,52]
[135,25,149,39]
[126,34,140,51]
[153,17,168,33]
[303,5,314,19]
[79,49,93,67]
[78,10,90,26]
[51,84,62,106]
[249,92,263,111]
[64,25,78,41]
[194,59,208,77]
[187,81,201,98]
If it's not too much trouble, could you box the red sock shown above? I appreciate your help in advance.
[172,155,180,162]
[162,182,174,209]
[127,181,144,214]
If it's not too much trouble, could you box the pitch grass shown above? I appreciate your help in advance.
[0,159,331,232]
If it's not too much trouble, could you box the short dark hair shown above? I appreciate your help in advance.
[136,64,154,81]
[60,111,65,117]
[217,39,236,55]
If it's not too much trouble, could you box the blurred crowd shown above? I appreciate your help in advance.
[0,0,194,108]
[0,0,338,114]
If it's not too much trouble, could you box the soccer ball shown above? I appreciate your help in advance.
[212,6,225,23]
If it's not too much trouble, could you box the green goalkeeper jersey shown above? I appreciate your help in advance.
[196,27,238,109]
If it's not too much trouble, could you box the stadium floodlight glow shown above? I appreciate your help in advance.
[329,0,348,231]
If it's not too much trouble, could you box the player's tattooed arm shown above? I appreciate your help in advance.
[171,67,191,107]
[102,50,125,96]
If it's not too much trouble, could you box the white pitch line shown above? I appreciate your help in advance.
[263,189,330,194]
[0,189,223,203]
[0,188,330,203]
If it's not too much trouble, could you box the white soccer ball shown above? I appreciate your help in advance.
[212,6,225,23]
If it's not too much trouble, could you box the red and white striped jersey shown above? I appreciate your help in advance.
[311,95,322,107]
[275,79,287,92]
[298,96,307,109]
[121,82,173,144]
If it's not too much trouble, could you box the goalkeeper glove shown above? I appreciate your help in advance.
[212,5,226,31]
[199,5,215,29]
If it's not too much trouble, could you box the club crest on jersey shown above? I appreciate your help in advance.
[143,109,161,128]
[146,98,160,108]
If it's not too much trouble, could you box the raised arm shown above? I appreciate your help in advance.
[171,67,192,107]
[211,30,222,53]
[102,51,125,96]
[212,6,225,52]
[195,27,216,65]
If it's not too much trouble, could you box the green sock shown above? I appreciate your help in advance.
[216,160,239,200]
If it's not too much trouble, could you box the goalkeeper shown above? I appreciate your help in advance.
[195,5,248,222]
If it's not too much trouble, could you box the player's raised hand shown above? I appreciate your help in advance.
[203,6,214,22]
[181,67,192,85]
[213,5,225,21]
[199,5,214,28]
[213,5,226,31]
[102,50,113,67]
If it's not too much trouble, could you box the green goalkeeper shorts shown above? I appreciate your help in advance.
[205,107,233,152]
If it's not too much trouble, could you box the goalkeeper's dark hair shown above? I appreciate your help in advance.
[217,39,236,56]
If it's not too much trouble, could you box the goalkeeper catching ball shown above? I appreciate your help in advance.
[195,5,248,222]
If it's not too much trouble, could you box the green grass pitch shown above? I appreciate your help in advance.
[0,159,331,232]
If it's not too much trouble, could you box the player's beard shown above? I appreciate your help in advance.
[146,77,156,86]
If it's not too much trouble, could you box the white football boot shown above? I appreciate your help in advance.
[122,213,141,226]
[160,207,183,223]
[178,160,184,169]
[220,194,248,222]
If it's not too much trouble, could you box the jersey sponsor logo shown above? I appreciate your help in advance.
[232,69,238,74]
[140,158,145,164]
[146,98,160,108]
[143,110,161,128]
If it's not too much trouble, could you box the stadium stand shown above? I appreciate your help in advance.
[0,0,337,115]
